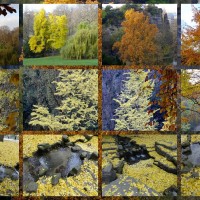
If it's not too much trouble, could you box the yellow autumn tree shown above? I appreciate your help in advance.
[113,9,159,65]
[29,70,98,131]
[181,6,200,66]
[47,14,68,51]
[29,9,49,53]
[29,9,67,54]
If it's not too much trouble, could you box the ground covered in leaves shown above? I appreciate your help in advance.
[0,140,19,196]
[23,134,98,196]
[102,135,177,196]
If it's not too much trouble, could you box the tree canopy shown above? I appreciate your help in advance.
[60,22,98,60]
[29,70,98,131]
[113,9,159,65]
[29,9,68,54]
[181,6,200,65]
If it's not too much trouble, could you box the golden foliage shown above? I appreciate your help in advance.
[0,70,19,131]
[181,6,200,66]
[0,178,19,196]
[113,9,159,65]
[23,135,62,158]
[123,159,176,193]
[0,141,19,167]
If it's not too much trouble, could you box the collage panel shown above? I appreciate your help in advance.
[181,135,200,196]
[102,69,177,131]
[102,4,177,66]
[0,0,198,198]
[0,70,19,132]
[0,134,19,196]
[181,70,200,131]
[21,0,98,4]
[23,69,98,131]
[102,134,177,196]
[0,4,20,69]
[181,4,200,66]
[23,4,98,67]
[23,134,98,196]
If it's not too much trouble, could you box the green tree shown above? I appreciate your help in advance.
[29,70,98,130]
[60,22,97,60]
[113,70,157,130]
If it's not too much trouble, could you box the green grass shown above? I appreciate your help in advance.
[23,56,98,66]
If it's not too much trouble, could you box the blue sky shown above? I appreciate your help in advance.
[0,4,19,29]
[181,4,200,29]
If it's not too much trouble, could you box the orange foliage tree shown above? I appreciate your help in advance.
[113,9,159,66]
[181,6,200,66]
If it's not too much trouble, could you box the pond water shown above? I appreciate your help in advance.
[117,137,150,165]
[23,147,83,184]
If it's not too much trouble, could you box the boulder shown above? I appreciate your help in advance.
[71,145,82,152]
[191,171,199,179]
[84,135,93,141]
[77,138,86,143]
[163,185,178,196]
[26,181,38,193]
[11,172,19,180]
[130,140,136,145]
[182,166,192,173]
[80,152,88,160]
[182,141,190,148]
[89,152,98,161]
[4,168,14,177]
[66,142,74,147]
[182,146,192,155]
[141,145,147,151]
[182,160,193,168]
[38,166,48,177]
[62,135,69,143]
[68,166,81,176]
[37,143,50,151]
[113,160,124,174]
[102,163,117,184]
[51,173,61,186]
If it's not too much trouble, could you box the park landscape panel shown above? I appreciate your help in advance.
[0,4,19,68]
[23,4,98,66]
[102,4,177,66]
[181,4,200,66]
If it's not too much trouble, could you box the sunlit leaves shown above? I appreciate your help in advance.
[113,9,159,65]
[181,6,200,66]
[29,70,98,131]
[29,9,68,54]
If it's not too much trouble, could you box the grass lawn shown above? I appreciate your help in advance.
[23,56,98,66]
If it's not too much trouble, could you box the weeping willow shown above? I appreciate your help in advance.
[60,22,97,60]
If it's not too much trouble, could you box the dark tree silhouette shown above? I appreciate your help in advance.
[0,4,16,16]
